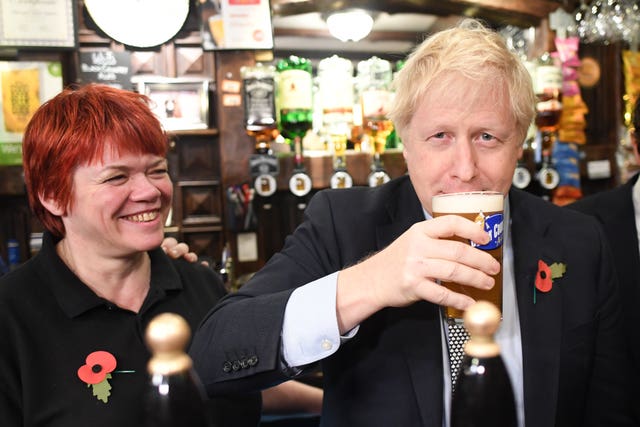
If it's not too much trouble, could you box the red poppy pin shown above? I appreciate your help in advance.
[77,351,118,403]
[534,259,566,303]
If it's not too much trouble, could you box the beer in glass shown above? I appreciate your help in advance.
[431,191,504,320]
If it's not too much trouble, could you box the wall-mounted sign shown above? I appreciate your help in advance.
[201,0,273,51]
[0,62,64,165]
[79,51,132,90]
[0,0,76,49]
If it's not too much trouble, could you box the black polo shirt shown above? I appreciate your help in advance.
[0,232,260,427]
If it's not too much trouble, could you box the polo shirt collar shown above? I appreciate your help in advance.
[38,232,183,318]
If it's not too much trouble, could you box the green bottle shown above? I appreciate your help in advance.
[276,55,314,150]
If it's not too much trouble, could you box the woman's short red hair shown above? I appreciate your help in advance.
[22,83,168,237]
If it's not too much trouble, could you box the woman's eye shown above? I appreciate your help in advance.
[150,168,169,177]
[105,175,126,183]
[433,132,446,139]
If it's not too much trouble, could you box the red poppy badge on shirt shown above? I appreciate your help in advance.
[77,351,117,403]
[534,259,566,303]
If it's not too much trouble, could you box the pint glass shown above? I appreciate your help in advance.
[431,191,504,320]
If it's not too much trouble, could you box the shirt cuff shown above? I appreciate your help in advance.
[282,272,348,367]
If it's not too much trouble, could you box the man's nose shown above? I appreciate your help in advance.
[450,140,478,182]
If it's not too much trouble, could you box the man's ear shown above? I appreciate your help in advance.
[39,193,65,216]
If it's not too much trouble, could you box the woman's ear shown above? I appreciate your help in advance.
[39,193,65,216]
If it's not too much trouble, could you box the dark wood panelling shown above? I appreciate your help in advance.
[168,130,224,263]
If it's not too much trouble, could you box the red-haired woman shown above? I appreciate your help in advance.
[0,84,260,426]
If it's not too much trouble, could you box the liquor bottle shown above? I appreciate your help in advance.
[533,52,562,201]
[385,59,405,151]
[358,56,394,153]
[451,301,517,427]
[534,52,563,135]
[143,313,211,427]
[241,62,277,154]
[276,55,314,152]
[243,62,279,199]
[317,55,354,147]
[358,56,393,186]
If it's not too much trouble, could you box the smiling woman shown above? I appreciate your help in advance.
[0,84,262,427]
[22,85,168,238]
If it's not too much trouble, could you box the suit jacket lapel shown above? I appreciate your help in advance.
[510,189,563,427]
[375,180,444,427]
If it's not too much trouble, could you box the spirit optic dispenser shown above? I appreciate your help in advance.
[533,53,562,200]
[276,55,313,153]
[241,62,279,197]
[357,56,392,187]
[318,55,355,189]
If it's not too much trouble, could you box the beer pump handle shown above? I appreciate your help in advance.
[143,313,211,427]
[451,301,517,427]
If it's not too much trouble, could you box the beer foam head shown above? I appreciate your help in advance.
[432,191,503,213]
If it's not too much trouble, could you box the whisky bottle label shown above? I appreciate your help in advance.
[243,76,275,128]
[278,69,312,109]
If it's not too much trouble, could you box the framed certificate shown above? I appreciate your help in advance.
[0,0,77,49]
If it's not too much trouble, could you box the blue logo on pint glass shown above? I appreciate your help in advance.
[471,213,503,250]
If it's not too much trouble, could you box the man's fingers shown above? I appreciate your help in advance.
[161,238,202,264]
[417,278,476,311]
[160,237,179,253]
[423,215,490,246]
[422,239,500,278]
[183,252,198,263]
[165,242,190,259]
[416,257,495,290]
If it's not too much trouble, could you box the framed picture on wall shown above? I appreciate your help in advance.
[200,0,273,51]
[0,0,77,49]
[135,78,211,131]
[0,61,64,165]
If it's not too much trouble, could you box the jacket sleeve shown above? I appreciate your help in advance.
[583,222,635,426]
[190,190,346,396]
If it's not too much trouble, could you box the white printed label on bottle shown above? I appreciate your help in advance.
[361,90,393,118]
[535,65,563,92]
[278,69,312,109]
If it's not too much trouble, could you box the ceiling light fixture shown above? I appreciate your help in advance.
[326,9,374,42]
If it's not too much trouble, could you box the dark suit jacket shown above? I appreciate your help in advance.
[568,173,640,424]
[191,176,633,427]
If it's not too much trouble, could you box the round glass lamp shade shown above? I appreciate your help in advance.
[326,9,374,42]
